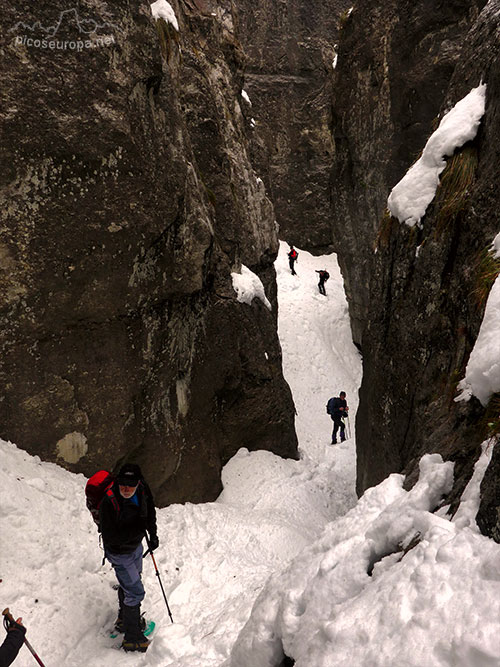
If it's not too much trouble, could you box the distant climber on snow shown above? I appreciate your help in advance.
[326,391,349,444]
[99,464,159,653]
[315,269,330,295]
[288,245,298,275]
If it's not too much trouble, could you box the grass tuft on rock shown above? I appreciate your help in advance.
[472,245,500,310]
[481,394,500,443]
[156,18,180,60]
[434,146,478,237]
[338,8,352,29]
[375,209,398,250]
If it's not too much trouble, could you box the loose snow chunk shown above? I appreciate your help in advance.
[452,440,494,530]
[150,0,179,30]
[456,272,500,406]
[231,265,272,311]
[242,89,252,106]
[388,83,487,227]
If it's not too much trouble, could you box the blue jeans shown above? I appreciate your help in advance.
[106,543,145,607]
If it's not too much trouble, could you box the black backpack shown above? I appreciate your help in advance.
[326,397,335,415]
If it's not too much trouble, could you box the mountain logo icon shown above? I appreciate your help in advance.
[9,7,120,38]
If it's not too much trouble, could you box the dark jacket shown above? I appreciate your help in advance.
[0,624,26,667]
[331,396,347,419]
[316,270,329,283]
[99,480,157,555]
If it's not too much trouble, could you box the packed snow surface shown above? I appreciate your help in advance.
[2,242,499,667]
[388,83,487,227]
[229,448,500,667]
[150,0,179,30]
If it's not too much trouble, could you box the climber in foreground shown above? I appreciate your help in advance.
[326,391,349,444]
[100,463,159,653]
[288,245,298,275]
[315,269,330,295]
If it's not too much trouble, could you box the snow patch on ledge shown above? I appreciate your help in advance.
[231,265,272,311]
[150,0,179,30]
[455,271,500,406]
[455,230,500,406]
[388,83,487,227]
[241,89,252,106]
[490,231,500,259]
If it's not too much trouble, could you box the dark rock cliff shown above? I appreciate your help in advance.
[235,0,351,250]
[0,0,298,505]
[330,0,487,345]
[330,0,500,534]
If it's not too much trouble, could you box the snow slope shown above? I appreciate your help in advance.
[229,447,500,667]
[1,242,361,666]
[227,250,500,666]
[4,241,498,667]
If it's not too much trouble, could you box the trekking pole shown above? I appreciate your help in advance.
[144,538,174,624]
[2,609,46,667]
[346,415,352,439]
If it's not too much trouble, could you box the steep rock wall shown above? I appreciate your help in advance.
[330,0,500,531]
[0,0,298,505]
[331,0,487,345]
[235,0,351,250]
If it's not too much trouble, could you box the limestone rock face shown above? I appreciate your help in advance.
[331,0,487,346]
[0,0,298,505]
[235,0,351,251]
[330,0,500,530]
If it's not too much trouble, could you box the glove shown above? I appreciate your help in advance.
[9,621,26,636]
[148,534,159,552]
[3,615,25,636]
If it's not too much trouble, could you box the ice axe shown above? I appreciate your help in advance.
[2,608,45,667]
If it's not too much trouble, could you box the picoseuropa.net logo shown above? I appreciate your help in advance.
[10,7,120,51]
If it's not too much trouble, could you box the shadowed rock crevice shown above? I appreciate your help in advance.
[234,0,352,251]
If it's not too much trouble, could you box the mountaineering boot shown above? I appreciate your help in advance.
[114,587,125,633]
[122,604,150,652]
[114,589,146,634]
[119,616,146,635]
